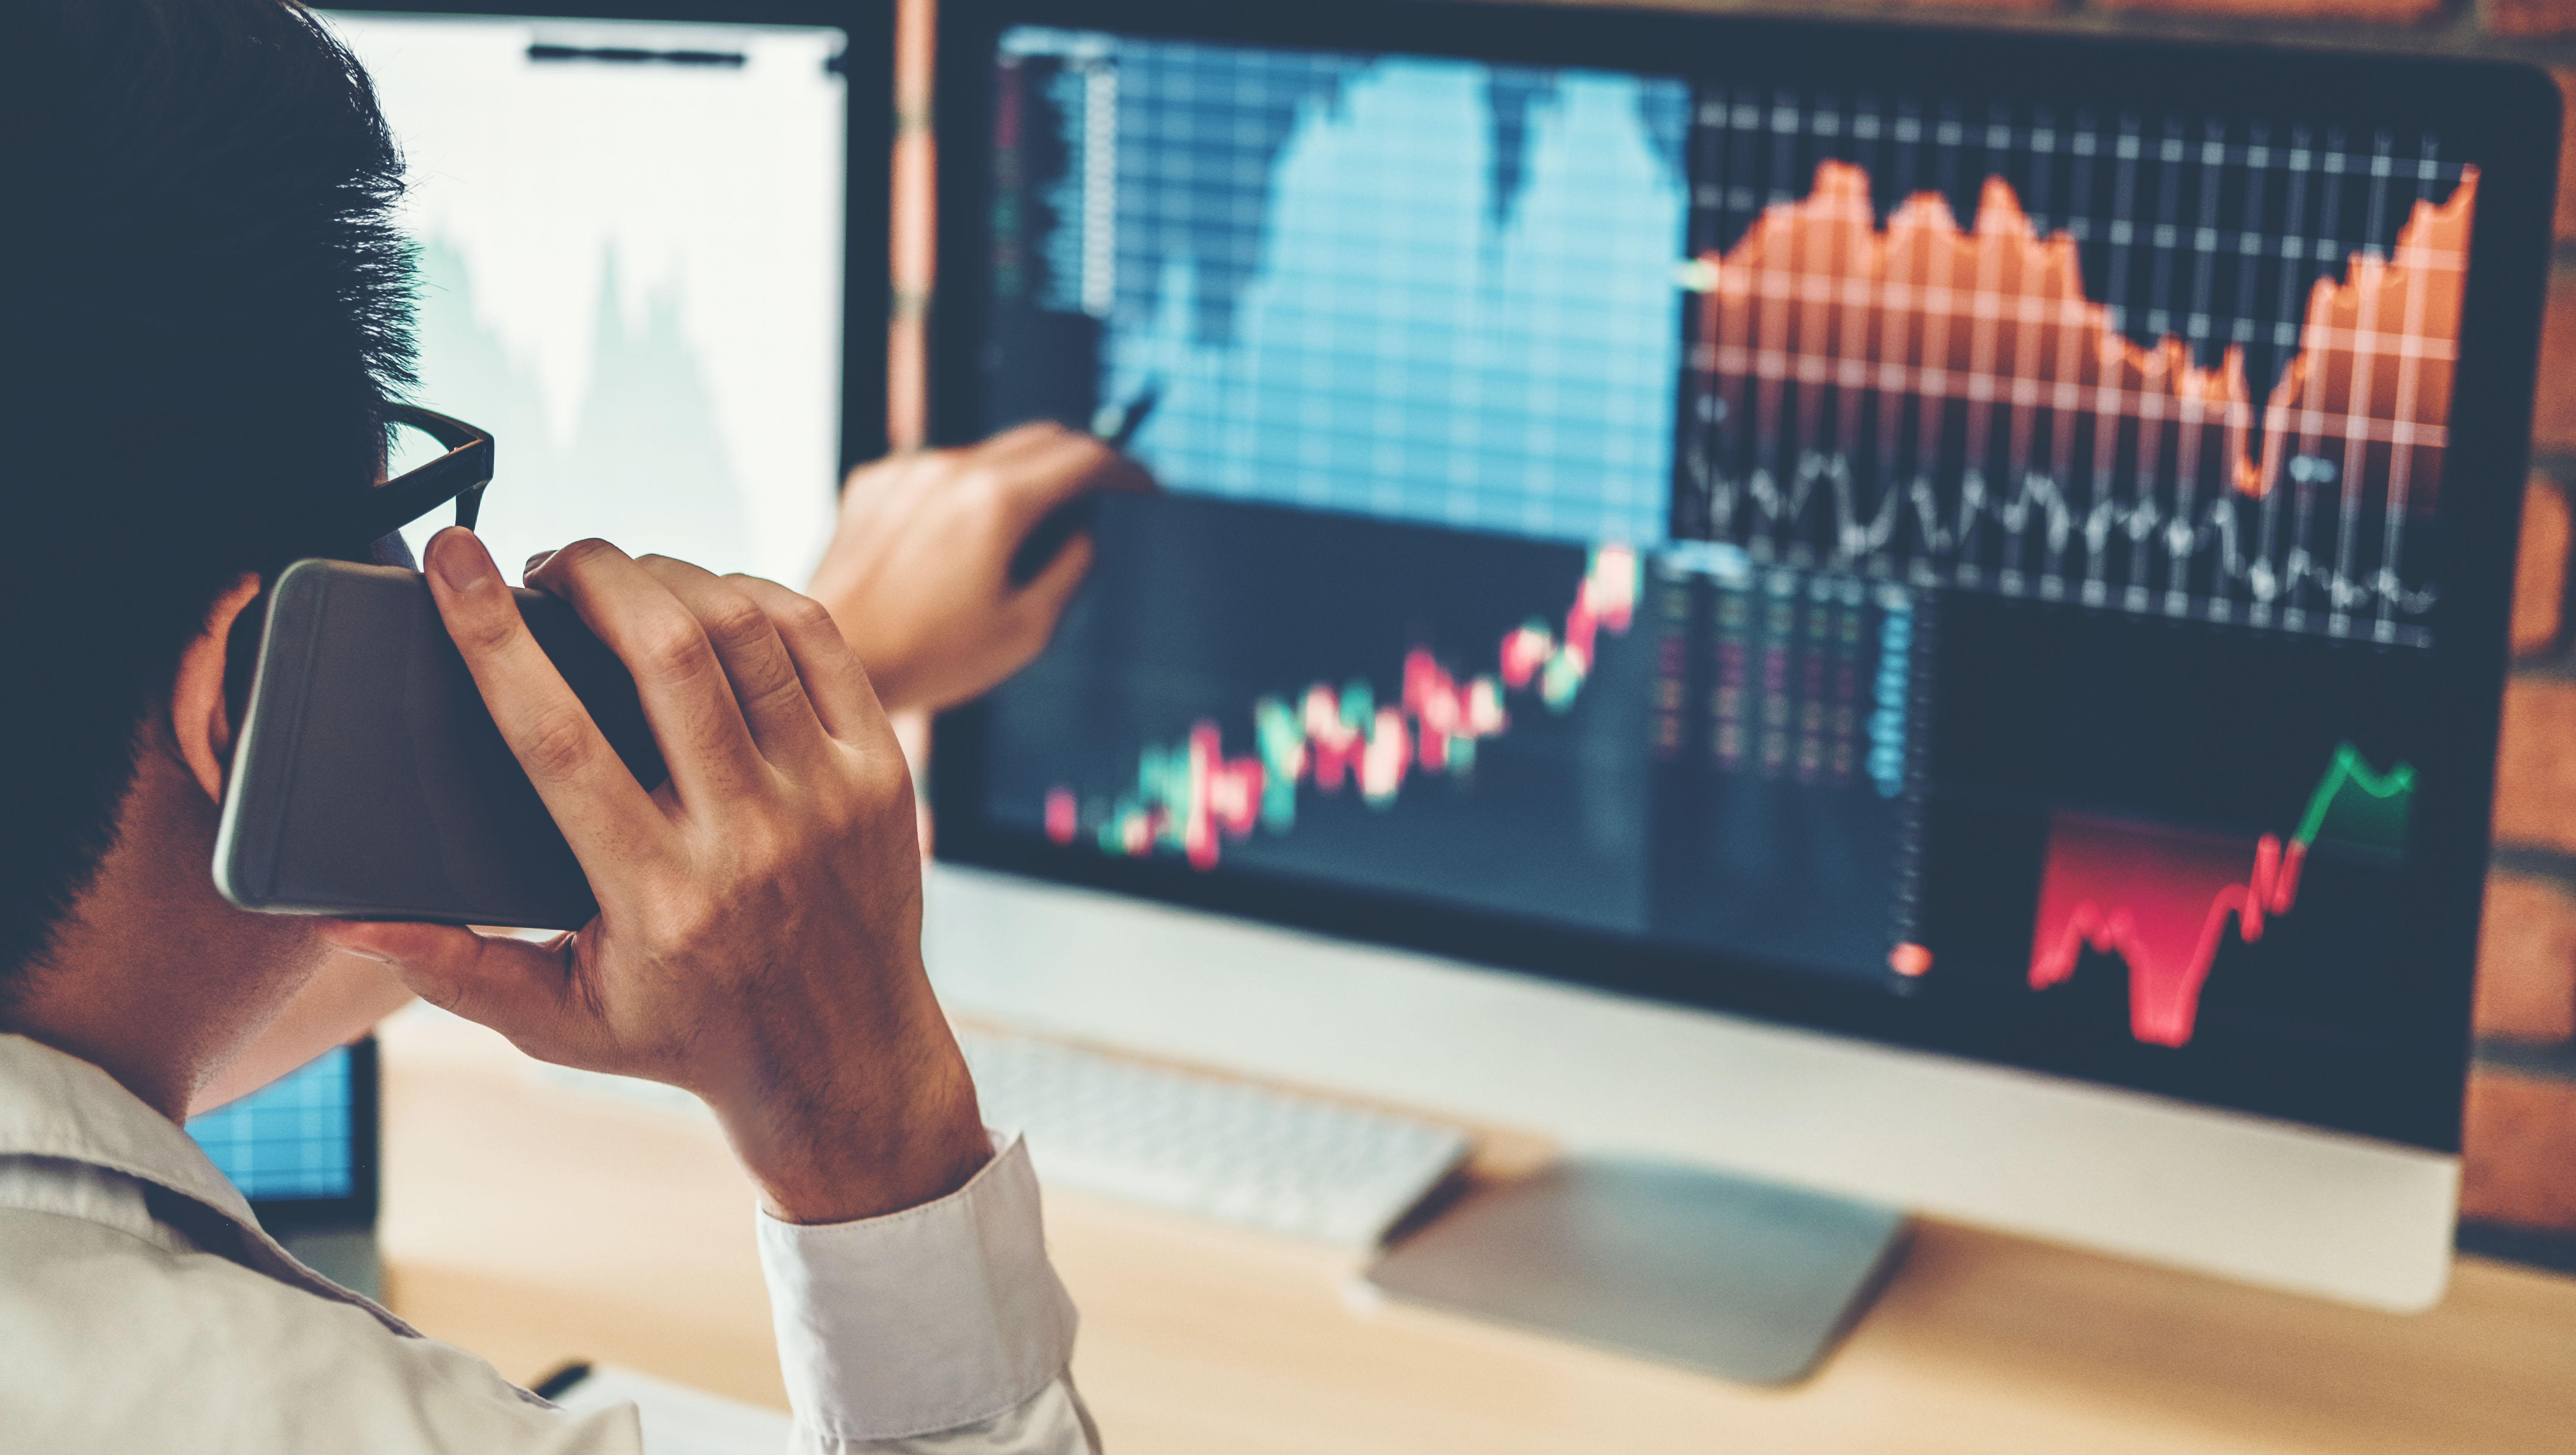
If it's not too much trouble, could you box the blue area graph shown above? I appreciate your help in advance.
[185,1046,354,1202]
[1006,31,1690,545]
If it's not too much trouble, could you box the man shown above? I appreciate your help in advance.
[0,1,1132,1449]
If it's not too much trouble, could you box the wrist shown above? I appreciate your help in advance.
[736,1053,993,1225]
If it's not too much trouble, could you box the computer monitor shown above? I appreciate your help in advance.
[319,0,891,584]
[188,1041,380,1225]
[187,1040,381,1290]
[925,0,2557,1320]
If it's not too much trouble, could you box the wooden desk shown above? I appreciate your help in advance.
[376,1009,2576,1454]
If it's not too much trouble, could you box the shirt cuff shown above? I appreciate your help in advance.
[755,1132,1079,1444]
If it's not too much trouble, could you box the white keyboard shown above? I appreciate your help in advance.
[957,1029,1470,1248]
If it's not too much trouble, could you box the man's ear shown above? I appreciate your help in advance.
[170,575,267,806]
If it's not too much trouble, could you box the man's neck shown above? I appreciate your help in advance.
[3,746,320,1122]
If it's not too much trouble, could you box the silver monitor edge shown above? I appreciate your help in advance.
[925,862,2456,1312]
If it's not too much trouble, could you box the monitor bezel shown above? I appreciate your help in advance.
[926,0,2559,1154]
[319,0,898,472]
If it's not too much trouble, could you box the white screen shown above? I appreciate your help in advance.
[326,12,848,588]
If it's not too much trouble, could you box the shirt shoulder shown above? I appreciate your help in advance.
[0,1206,638,1455]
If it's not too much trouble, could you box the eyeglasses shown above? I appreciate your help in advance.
[319,404,494,560]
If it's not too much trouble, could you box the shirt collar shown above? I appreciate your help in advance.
[0,1032,261,1227]
[0,1031,415,1333]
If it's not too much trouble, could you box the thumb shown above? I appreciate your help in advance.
[319,921,588,1053]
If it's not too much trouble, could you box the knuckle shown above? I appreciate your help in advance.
[451,600,521,654]
[633,616,711,679]
[701,591,769,649]
[550,538,620,573]
[772,591,837,636]
[740,666,808,722]
[852,747,912,804]
[413,976,472,1016]
[518,707,597,781]
[729,821,792,872]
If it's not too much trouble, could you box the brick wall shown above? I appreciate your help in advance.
[887,0,2576,1236]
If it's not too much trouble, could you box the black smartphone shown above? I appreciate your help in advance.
[213,558,666,930]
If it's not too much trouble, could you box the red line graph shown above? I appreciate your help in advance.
[2023,743,2412,1047]
[1683,158,2477,636]
[2028,815,2306,1047]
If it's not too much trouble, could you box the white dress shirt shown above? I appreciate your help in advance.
[0,1033,1096,1453]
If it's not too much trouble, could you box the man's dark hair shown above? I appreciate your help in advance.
[0,0,417,994]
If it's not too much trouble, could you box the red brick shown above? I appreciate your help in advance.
[2490,0,2576,37]
[2103,0,2439,19]
[2534,277,2576,457]
[2463,1068,2576,1230]
[2494,680,2576,853]
[2476,874,2576,1041]
[2515,479,2570,656]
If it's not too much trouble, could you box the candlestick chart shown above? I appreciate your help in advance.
[2026,743,2415,1047]
[1044,546,1640,869]
[1678,152,2474,646]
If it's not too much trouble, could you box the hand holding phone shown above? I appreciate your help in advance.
[319,530,990,1226]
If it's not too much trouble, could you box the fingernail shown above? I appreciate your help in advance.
[523,550,556,580]
[427,527,493,594]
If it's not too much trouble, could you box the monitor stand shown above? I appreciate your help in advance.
[1361,1155,1906,1385]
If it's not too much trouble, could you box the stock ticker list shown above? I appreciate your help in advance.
[980,32,2461,1059]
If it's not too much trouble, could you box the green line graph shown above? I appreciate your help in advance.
[2293,742,2415,855]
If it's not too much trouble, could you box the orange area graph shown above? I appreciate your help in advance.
[1684,158,2475,636]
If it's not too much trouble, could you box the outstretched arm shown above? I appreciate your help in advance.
[807,423,1151,716]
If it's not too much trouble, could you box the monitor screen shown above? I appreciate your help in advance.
[936,7,2552,1151]
[322,9,852,587]
[186,1041,378,1227]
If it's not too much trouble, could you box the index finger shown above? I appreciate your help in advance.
[422,528,668,869]
[978,428,1157,533]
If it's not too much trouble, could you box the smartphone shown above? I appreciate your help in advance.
[213,558,666,929]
